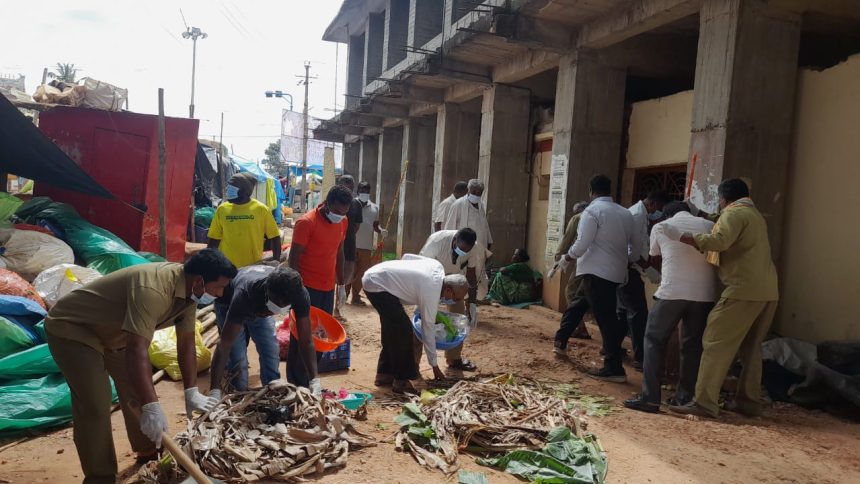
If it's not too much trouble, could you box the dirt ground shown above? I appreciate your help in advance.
[1,302,859,483]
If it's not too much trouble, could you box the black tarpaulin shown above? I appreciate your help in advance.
[0,94,114,199]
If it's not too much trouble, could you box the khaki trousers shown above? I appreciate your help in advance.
[413,300,465,366]
[347,248,374,300]
[47,332,153,484]
[694,298,778,416]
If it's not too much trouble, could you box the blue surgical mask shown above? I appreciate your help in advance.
[454,246,468,257]
[226,184,240,200]
[266,300,291,314]
[192,291,216,305]
[648,211,663,222]
[467,194,481,204]
[325,210,346,223]
[440,298,457,306]
[358,193,370,202]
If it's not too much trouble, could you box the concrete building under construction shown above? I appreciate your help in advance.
[313,0,860,343]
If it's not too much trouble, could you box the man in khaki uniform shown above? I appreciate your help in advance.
[669,178,779,418]
[45,249,237,483]
[554,201,590,339]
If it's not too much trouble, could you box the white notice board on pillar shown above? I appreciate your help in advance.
[545,154,569,263]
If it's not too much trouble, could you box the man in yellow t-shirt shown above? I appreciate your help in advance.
[208,172,282,268]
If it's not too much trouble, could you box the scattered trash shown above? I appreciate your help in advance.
[138,380,376,483]
[393,374,603,479]
[32,264,101,309]
[478,427,607,483]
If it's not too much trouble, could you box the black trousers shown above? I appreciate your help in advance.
[640,298,713,404]
[556,274,621,370]
[617,268,649,363]
[367,291,419,381]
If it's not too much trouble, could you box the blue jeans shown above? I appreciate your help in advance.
[287,287,332,386]
[215,304,280,391]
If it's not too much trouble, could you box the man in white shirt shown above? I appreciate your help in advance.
[362,256,469,394]
[618,190,670,369]
[555,175,640,382]
[444,179,493,300]
[418,228,482,371]
[434,181,468,232]
[347,181,385,305]
[624,201,717,413]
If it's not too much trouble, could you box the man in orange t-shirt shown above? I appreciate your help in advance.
[288,185,352,314]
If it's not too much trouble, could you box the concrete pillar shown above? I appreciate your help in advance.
[543,51,626,310]
[376,127,403,253]
[398,119,437,256]
[359,136,379,200]
[343,142,360,178]
[477,85,530,265]
[363,13,385,91]
[688,0,801,260]
[383,0,410,71]
[409,0,444,48]
[346,34,365,110]
[432,102,479,228]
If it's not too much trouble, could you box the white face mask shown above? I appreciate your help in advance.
[358,193,370,202]
[325,210,346,223]
[266,300,291,314]
[440,297,457,306]
[191,291,216,305]
[467,194,481,204]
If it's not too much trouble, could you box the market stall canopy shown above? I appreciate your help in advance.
[0,95,113,199]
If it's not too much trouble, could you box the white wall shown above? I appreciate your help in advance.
[627,91,693,169]
[778,54,860,342]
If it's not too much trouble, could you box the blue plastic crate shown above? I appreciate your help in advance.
[318,338,350,373]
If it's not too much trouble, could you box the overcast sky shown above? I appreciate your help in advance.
[1,0,347,161]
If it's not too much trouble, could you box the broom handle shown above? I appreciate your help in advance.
[372,160,409,259]
[161,433,211,483]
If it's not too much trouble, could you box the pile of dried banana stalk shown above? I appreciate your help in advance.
[394,376,587,474]
[139,380,375,483]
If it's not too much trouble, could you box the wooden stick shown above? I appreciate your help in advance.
[157,88,168,258]
[371,159,409,260]
[161,434,212,483]
[0,437,28,453]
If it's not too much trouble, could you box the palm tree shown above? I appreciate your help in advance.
[47,63,78,83]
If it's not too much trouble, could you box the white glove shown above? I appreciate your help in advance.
[309,378,322,397]
[184,387,217,418]
[208,389,222,402]
[469,303,478,329]
[336,285,347,309]
[140,402,168,448]
[557,256,572,273]
[379,228,389,238]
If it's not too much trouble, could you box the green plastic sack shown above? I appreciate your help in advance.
[0,373,118,434]
[0,193,23,228]
[194,207,215,228]
[16,198,149,274]
[138,252,167,263]
[0,316,35,358]
[0,343,58,378]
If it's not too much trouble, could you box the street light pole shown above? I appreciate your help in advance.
[182,26,207,118]
[264,90,294,111]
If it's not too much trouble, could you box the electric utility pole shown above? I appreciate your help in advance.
[296,61,317,212]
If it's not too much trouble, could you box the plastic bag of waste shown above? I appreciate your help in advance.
[148,321,212,380]
[0,268,46,309]
[412,310,470,350]
[33,264,101,309]
[0,229,75,281]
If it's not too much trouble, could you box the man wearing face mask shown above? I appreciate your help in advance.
[43,249,237,482]
[208,266,319,394]
[418,228,481,371]
[288,185,351,314]
[362,255,470,393]
[444,179,493,303]
[347,181,385,305]
[619,190,670,370]
[334,175,363,319]
[208,172,282,268]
